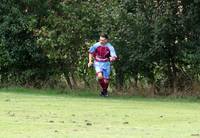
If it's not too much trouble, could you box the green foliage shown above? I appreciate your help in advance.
[0,0,49,85]
[0,0,200,95]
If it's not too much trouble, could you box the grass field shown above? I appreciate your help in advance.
[0,88,200,138]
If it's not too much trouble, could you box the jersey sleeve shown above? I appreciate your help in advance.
[108,43,117,57]
[88,42,99,54]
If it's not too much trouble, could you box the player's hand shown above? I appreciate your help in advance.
[88,62,93,68]
[110,57,116,62]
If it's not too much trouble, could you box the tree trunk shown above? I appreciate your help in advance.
[115,69,124,90]
[167,58,177,94]
[64,72,73,89]
[171,58,177,94]
[71,72,78,88]
[134,74,139,88]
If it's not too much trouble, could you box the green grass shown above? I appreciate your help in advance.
[0,88,200,138]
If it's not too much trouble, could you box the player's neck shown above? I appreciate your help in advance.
[100,42,108,45]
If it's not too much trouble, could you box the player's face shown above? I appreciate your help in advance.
[99,37,108,45]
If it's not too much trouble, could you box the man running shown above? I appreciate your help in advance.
[88,33,117,96]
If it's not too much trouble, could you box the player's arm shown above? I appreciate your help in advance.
[109,44,117,62]
[88,43,98,67]
[88,53,93,67]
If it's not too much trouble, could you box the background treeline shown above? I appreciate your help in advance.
[0,0,200,96]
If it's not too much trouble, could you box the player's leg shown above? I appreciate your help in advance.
[96,72,107,96]
[94,62,107,96]
[96,71,104,87]
[102,63,111,96]
[96,72,103,80]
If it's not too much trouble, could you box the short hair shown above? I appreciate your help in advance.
[100,33,109,39]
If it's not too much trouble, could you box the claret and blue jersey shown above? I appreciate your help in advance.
[89,42,117,62]
[89,42,117,79]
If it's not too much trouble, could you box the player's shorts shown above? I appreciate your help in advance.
[94,61,111,79]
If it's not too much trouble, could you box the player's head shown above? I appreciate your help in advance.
[99,33,108,45]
